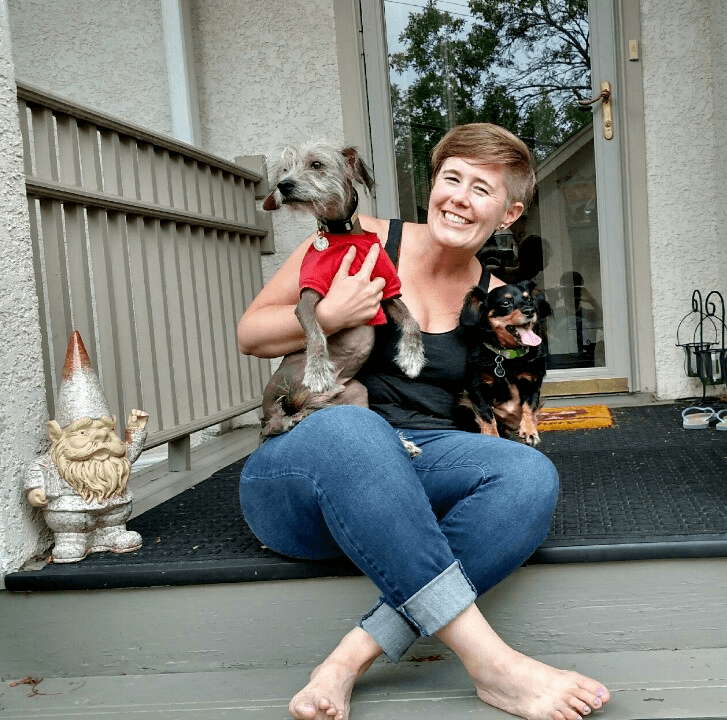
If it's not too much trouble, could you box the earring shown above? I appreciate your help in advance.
[499,224,506,229]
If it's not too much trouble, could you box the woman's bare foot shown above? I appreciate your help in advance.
[438,605,611,720]
[288,628,382,720]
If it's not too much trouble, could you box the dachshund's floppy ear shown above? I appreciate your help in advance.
[458,286,487,334]
[535,294,552,319]
[342,146,375,194]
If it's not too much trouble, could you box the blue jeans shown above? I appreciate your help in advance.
[239,405,558,661]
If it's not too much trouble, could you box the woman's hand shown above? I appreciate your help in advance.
[316,244,386,334]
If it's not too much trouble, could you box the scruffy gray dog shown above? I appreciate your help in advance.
[259,139,425,444]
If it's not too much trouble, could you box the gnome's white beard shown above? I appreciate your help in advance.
[51,440,131,504]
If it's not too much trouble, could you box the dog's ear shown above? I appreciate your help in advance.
[342,146,375,194]
[458,286,486,332]
[262,191,281,211]
[535,293,551,319]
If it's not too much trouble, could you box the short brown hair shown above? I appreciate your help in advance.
[431,123,536,208]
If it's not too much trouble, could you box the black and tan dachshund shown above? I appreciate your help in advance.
[455,280,550,445]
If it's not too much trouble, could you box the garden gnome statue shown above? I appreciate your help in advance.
[25,331,148,563]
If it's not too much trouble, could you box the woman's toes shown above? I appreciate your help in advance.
[289,701,317,720]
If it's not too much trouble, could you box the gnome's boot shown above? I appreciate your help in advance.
[45,510,91,563]
[51,532,90,563]
[91,526,142,554]
[91,504,142,554]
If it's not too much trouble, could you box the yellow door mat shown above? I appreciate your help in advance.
[538,404,613,432]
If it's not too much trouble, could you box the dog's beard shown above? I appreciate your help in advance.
[51,439,130,504]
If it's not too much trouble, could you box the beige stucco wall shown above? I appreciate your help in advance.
[640,0,727,400]
[8,0,172,132]
[190,0,346,280]
[0,1,50,581]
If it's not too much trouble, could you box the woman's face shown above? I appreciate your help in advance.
[427,157,524,253]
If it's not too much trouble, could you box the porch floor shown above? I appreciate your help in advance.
[6,400,727,591]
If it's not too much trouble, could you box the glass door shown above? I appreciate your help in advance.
[383,0,630,390]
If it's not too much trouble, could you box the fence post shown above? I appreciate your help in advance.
[168,435,192,472]
[236,154,275,255]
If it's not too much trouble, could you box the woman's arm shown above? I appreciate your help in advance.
[237,235,387,358]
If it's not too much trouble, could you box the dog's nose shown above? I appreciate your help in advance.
[277,179,295,196]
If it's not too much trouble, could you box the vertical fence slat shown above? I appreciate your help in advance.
[56,115,82,187]
[154,148,172,208]
[39,198,73,385]
[249,237,271,396]
[237,234,265,397]
[177,224,206,418]
[100,131,124,196]
[184,159,201,214]
[17,99,34,175]
[230,234,253,403]
[189,227,217,414]
[124,216,161,434]
[144,220,178,430]
[85,208,125,427]
[106,211,142,424]
[218,231,243,405]
[170,154,186,211]
[77,122,103,191]
[161,222,192,424]
[30,106,59,181]
[118,136,141,200]
[63,205,96,365]
[203,229,229,410]
[137,143,158,204]
[27,198,55,416]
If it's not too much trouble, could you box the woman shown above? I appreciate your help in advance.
[237,124,610,720]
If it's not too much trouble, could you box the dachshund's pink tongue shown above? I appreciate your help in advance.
[518,327,542,346]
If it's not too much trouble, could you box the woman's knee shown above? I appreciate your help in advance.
[511,446,559,511]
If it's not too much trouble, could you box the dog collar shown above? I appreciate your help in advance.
[317,190,359,234]
[482,342,530,359]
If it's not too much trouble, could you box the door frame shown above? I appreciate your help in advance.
[346,0,654,395]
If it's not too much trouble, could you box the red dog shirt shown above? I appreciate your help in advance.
[299,231,401,326]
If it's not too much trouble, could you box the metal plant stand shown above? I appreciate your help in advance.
[676,289,726,400]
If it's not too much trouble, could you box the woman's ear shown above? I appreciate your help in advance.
[503,201,524,227]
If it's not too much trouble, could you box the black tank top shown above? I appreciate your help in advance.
[357,219,490,429]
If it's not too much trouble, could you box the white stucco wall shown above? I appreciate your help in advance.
[7,0,172,132]
[640,0,727,400]
[190,0,346,280]
[0,1,51,582]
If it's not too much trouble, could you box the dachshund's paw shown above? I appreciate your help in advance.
[520,430,541,446]
[395,337,426,378]
[398,433,422,458]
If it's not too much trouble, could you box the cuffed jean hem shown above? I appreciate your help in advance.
[359,560,477,663]
[399,560,477,635]
[359,601,419,663]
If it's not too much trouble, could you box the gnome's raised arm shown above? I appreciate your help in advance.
[124,409,149,465]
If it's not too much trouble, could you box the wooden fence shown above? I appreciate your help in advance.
[18,81,272,468]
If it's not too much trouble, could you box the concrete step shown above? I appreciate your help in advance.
[2,559,727,719]
[2,648,726,718]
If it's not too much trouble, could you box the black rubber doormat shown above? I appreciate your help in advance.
[6,403,727,591]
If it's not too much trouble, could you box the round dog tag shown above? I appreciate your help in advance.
[494,356,506,378]
[313,234,329,251]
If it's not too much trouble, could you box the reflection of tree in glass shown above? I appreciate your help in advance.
[390,0,593,167]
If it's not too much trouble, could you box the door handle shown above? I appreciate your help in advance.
[578,81,613,140]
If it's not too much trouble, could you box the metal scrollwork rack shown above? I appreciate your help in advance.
[676,289,726,400]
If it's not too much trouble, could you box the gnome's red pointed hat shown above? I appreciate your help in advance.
[54,331,113,428]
